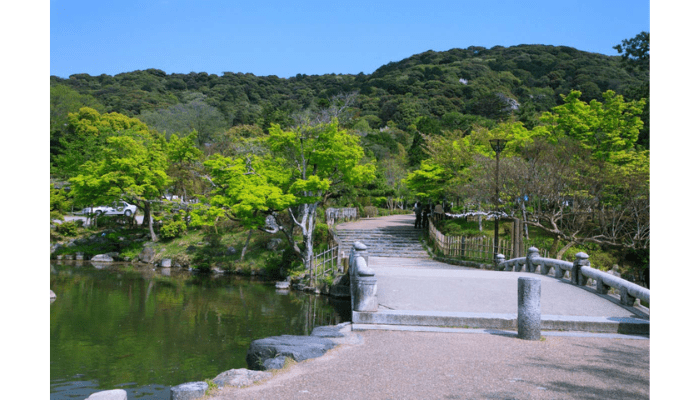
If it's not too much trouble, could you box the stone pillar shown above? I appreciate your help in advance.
[495,254,506,270]
[350,242,377,312]
[572,252,590,286]
[517,277,541,341]
[525,247,540,273]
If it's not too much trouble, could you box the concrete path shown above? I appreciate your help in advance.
[206,329,649,400]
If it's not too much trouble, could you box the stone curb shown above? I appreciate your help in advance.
[353,310,649,334]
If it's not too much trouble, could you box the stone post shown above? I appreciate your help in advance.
[572,252,590,286]
[495,254,506,270]
[525,247,540,273]
[350,242,378,312]
[517,277,541,341]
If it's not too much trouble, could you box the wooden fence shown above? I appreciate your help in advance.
[428,219,547,263]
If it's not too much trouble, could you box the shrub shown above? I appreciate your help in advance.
[313,223,329,247]
[364,206,378,218]
[160,219,187,239]
[54,220,82,237]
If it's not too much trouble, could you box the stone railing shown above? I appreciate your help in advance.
[348,241,378,312]
[496,247,650,307]
[325,207,358,225]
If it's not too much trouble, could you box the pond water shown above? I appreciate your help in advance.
[50,261,350,399]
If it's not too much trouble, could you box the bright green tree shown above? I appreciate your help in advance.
[540,90,645,163]
[69,115,170,242]
[266,121,375,275]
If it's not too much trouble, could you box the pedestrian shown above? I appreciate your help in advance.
[422,205,430,228]
[414,202,422,228]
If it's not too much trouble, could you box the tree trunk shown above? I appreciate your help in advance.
[521,202,529,240]
[143,202,158,242]
[556,241,576,260]
[240,229,253,261]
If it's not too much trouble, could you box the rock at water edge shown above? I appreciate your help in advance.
[85,389,127,400]
[213,368,273,388]
[246,335,336,370]
[91,254,114,262]
[170,381,208,400]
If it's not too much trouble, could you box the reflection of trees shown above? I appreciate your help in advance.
[50,262,348,392]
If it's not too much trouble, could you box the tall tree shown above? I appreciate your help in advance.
[266,121,375,275]
[69,112,171,241]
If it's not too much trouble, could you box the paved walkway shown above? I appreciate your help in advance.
[206,329,649,400]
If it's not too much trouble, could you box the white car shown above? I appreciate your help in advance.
[82,201,137,217]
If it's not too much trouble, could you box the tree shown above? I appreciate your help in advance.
[69,114,171,242]
[54,107,152,179]
[196,154,296,260]
[540,90,645,163]
[613,31,650,72]
[266,121,375,275]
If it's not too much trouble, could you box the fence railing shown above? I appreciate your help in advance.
[497,248,650,306]
[311,245,340,282]
[428,219,548,263]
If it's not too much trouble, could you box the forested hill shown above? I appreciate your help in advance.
[50,44,649,151]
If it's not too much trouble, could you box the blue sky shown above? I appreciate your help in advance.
[50,0,650,79]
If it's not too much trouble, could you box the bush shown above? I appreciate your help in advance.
[313,223,329,247]
[54,220,83,237]
[160,219,187,239]
[364,206,378,218]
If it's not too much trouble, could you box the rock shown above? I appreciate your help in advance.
[275,281,290,289]
[246,335,336,370]
[311,325,345,338]
[91,254,114,262]
[213,368,273,388]
[170,381,208,400]
[84,389,127,400]
[226,246,236,255]
[263,356,287,370]
[50,290,56,299]
[185,245,198,253]
[75,252,85,260]
[160,258,172,268]
[329,273,350,298]
[139,247,156,263]
[267,238,283,251]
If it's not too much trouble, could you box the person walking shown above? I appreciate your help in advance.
[414,202,422,229]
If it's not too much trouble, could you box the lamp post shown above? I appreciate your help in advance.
[489,139,507,265]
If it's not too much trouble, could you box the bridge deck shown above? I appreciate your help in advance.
[339,215,649,333]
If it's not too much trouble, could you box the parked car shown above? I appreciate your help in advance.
[81,201,137,217]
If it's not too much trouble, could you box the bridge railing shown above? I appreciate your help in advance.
[497,247,650,307]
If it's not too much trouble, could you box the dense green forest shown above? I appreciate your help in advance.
[51,43,649,169]
[50,38,650,278]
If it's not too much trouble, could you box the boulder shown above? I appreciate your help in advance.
[91,254,114,262]
[212,368,272,388]
[275,281,290,289]
[50,290,56,300]
[310,325,345,338]
[170,381,208,400]
[84,389,127,400]
[246,334,336,370]
[160,258,172,268]
[138,247,156,263]
[226,246,237,255]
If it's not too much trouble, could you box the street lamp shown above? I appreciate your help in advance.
[489,139,507,265]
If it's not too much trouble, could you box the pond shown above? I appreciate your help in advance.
[50,261,350,399]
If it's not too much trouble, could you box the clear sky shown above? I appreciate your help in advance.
[50,0,650,79]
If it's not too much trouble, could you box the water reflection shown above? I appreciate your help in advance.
[50,261,349,400]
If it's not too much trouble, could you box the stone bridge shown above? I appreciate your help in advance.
[335,214,649,335]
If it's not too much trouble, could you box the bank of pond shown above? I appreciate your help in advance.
[50,261,350,400]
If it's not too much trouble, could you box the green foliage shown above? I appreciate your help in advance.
[54,220,82,237]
